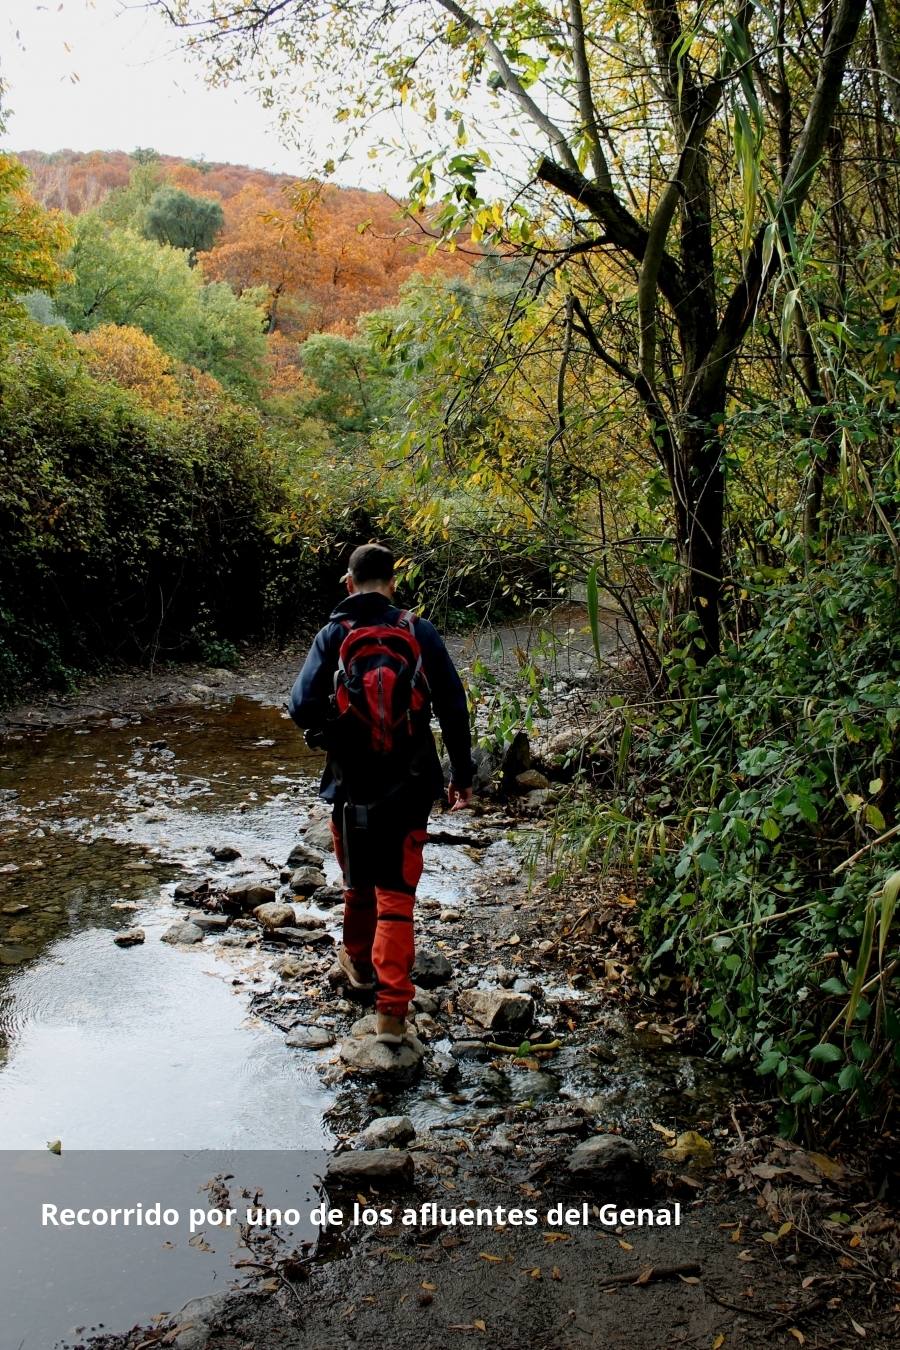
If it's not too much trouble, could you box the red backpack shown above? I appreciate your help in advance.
[332,611,431,756]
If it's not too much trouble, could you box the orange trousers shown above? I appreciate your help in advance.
[330,818,428,1017]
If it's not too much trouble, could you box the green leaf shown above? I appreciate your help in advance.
[809,1042,843,1063]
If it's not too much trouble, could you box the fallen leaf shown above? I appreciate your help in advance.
[712,1336,726,1349]
[478,1253,503,1262]
[679,1275,701,1285]
[474,1319,486,1332]
[421,1281,437,1291]
[660,1130,714,1166]
[188,1234,212,1252]
[618,1239,633,1250]
[551,1266,562,1281]
[650,1122,677,1143]
[47,1139,62,1155]
[850,1318,866,1338]
[543,1232,570,1243]
[789,1331,805,1345]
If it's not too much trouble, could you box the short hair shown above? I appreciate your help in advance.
[347,542,395,585]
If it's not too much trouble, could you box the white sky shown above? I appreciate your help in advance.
[1,0,395,186]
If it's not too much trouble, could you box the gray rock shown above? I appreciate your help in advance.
[274,927,334,946]
[286,840,325,868]
[325,1148,414,1189]
[449,1039,487,1061]
[253,901,296,932]
[339,1033,425,1074]
[524,788,553,809]
[310,885,344,908]
[168,1292,230,1349]
[360,1115,416,1148]
[286,1025,335,1050]
[457,988,534,1032]
[514,768,550,792]
[192,914,230,934]
[113,928,145,947]
[173,878,210,904]
[411,986,439,1015]
[275,955,320,981]
[471,745,501,793]
[224,879,277,910]
[304,819,334,853]
[290,865,328,895]
[566,1135,649,1192]
[412,949,453,987]
[206,845,241,862]
[501,730,531,780]
[161,920,204,945]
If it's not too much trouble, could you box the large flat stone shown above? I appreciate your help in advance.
[339,1033,425,1074]
[457,988,534,1032]
[325,1148,415,1189]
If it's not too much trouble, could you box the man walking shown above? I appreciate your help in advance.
[288,543,473,1045]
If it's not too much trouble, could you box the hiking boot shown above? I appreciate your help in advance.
[375,1012,407,1045]
[337,944,375,991]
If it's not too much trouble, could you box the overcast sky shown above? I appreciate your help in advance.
[1,0,396,185]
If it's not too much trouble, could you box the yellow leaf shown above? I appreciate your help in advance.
[618,1239,633,1250]
[712,1336,726,1349]
[789,1330,805,1345]
[660,1130,714,1165]
[478,1252,503,1262]
[474,1319,486,1332]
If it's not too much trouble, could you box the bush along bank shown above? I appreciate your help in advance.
[576,532,900,1137]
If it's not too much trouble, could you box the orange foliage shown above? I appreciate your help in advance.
[75,324,183,415]
[18,150,473,341]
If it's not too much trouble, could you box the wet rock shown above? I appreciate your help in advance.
[2,902,30,916]
[206,844,241,862]
[192,914,230,934]
[411,986,439,1015]
[496,966,516,988]
[457,988,534,1032]
[113,928,145,947]
[471,744,500,793]
[449,1039,487,1061]
[514,769,550,792]
[543,1115,584,1135]
[290,866,328,895]
[412,950,453,987]
[304,819,334,853]
[310,885,344,908]
[286,1025,335,1050]
[275,955,320,981]
[489,1127,515,1155]
[161,920,204,945]
[413,1013,440,1040]
[360,1115,416,1148]
[168,1292,230,1349]
[286,841,325,868]
[325,1148,415,1189]
[253,901,296,932]
[339,1033,425,1074]
[501,730,531,780]
[173,878,210,905]
[274,927,334,946]
[566,1135,649,1192]
[223,879,277,911]
[524,788,553,809]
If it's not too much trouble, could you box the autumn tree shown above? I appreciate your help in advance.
[75,323,183,415]
[0,154,70,330]
[156,0,875,655]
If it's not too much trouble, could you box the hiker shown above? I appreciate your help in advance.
[288,543,473,1045]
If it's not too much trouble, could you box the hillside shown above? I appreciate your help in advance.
[15,148,470,337]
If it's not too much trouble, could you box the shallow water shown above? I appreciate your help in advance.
[0,682,734,1346]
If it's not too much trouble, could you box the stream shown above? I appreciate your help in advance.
[0,626,734,1349]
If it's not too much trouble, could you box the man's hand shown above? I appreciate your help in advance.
[448,783,473,812]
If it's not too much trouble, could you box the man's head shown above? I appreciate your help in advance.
[345,542,396,597]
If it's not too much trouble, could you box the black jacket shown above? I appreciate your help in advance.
[287,593,473,803]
